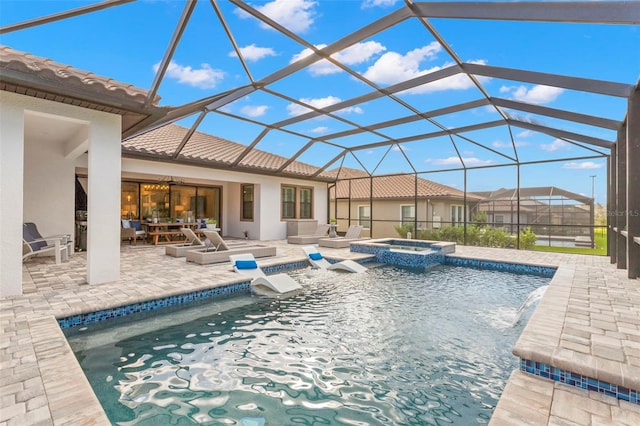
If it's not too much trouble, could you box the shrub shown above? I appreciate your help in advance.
[471,211,488,227]
[394,223,415,238]
[519,227,537,250]
[423,224,534,250]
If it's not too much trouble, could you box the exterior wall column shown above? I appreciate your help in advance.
[616,126,627,269]
[627,84,640,279]
[0,101,24,297]
[86,118,121,285]
[607,153,616,263]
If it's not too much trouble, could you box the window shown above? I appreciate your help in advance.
[401,205,415,225]
[241,184,254,221]
[281,185,313,219]
[451,205,464,226]
[121,182,140,219]
[281,186,296,219]
[358,205,371,229]
[299,188,312,219]
[494,214,504,226]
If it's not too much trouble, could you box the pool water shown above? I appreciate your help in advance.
[64,265,550,425]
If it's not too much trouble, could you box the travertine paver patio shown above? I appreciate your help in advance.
[1,242,638,425]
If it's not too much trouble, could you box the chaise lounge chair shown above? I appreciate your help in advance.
[24,222,73,255]
[165,228,206,257]
[22,224,69,264]
[302,246,367,273]
[229,253,302,295]
[318,225,367,249]
[185,231,276,265]
[287,224,330,245]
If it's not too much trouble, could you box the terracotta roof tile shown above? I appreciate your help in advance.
[333,168,484,200]
[124,124,322,176]
[0,45,158,106]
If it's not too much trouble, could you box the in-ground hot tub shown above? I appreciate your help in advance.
[350,238,455,269]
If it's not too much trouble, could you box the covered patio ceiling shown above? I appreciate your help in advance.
[1,1,639,182]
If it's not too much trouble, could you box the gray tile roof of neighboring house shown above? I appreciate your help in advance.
[332,168,484,201]
[472,186,592,204]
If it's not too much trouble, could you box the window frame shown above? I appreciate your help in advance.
[450,204,464,226]
[400,204,415,226]
[358,205,371,229]
[280,184,314,220]
[241,184,254,222]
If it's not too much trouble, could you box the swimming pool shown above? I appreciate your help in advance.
[64,264,550,425]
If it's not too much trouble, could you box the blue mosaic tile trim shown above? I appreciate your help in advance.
[262,260,309,274]
[350,241,443,269]
[445,256,557,278]
[58,282,250,329]
[520,359,639,405]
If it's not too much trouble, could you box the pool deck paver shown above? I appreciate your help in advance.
[0,242,638,425]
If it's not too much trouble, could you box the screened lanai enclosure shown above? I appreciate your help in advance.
[1,1,638,278]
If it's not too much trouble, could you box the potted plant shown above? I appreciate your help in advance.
[329,219,338,238]
[206,219,217,230]
[243,230,249,239]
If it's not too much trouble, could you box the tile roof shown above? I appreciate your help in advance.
[333,168,484,201]
[0,45,155,105]
[123,124,327,179]
[0,45,168,137]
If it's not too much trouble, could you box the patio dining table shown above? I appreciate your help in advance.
[143,222,200,245]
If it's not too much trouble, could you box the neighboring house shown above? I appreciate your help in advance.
[329,168,484,238]
[471,187,593,236]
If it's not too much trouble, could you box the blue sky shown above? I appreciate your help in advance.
[2,0,639,203]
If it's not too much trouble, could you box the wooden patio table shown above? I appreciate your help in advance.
[143,222,200,245]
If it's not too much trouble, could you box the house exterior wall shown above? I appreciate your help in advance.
[1,91,121,295]
[331,198,472,238]
[0,93,25,297]
[117,158,328,240]
[24,129,77,240]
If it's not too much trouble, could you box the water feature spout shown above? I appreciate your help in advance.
[512,285,549,326]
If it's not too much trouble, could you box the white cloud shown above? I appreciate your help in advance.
[540,139,570,152]
[426,156,493,166]
[287,96,363,116]
[240,105,269,117]
[236,0,317,34]
[517,130,533,138]
[500,84,564,105]
[310,126,329,133]
[154,60,224,89]
[291,41,386,76]
[230,44,277,62]
[562,161,603,170]
[492,140,528,148]
[361,43,488,94]
[362,42,441,84]
[362,0,398,7]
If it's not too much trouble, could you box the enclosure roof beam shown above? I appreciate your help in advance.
[410,1,640,25]
[508,119,613,148]
[492,98,621,130]
[464,63,634,98]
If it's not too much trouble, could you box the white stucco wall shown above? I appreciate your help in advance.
[1,91,122,295]
[0,93,25,297]
[117,158,328,240]
[23,124,77,242]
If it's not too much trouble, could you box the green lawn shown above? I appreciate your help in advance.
[533,231,607,256]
